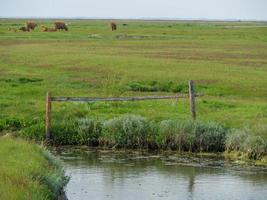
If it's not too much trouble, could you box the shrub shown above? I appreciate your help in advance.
[244,135,267,160]
[102,114,156,148]
[157,120,194,151]
[157,120,226,152]
[226,127,267,160]
[225,129,249,152]
[194,121,227,152]
[77,118,103,145]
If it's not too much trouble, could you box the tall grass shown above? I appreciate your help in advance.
[51,119,79,145]
[102,115,157,149]
[226,127,267,160]
[77,118,102,146]
[157,120,226,152]
[6,114,266,160]
[30,114,227,152]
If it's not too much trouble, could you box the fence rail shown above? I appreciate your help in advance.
[45,80,200,141]
[51,94,201,102]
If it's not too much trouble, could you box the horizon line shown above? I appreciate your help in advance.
[1,16,267,23]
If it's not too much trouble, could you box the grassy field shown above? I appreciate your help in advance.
[0,19,267,131]
[0,135,68,200]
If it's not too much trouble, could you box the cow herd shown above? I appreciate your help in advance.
[9,21,118,32]
[8,21,69,32]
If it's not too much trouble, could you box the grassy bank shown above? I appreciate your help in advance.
[0,136,68,200]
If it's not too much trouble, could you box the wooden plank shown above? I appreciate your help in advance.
[189,80,196,120]
[51,94,202,102]
[45,92,52,141]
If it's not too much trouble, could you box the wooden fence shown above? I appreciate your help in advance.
[45,80,200,140]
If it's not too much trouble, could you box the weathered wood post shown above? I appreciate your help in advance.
[45,92,52,141]
[189,80,196,120]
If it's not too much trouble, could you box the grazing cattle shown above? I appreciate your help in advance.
[54,22,68,31]
[110,22,117,31]
[26,22,38,30]
[41,26,57,32]
[19,26,30,32]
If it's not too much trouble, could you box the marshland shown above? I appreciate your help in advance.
[0,19,267,199]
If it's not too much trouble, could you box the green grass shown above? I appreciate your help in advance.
[0,136,68,200]
[0,19,267,134]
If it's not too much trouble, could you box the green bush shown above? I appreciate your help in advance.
[77,118,103,145]
[225,129,249,152]
[226,128,267,160]
[194,121,227,152]
[102,114,156,148]
[157,120,194,151]
[244,135,267,160]
[157,120,226,152]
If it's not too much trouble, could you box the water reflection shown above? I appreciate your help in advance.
[55,147,267,200]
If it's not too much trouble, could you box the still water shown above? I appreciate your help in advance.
[55,147,267,200]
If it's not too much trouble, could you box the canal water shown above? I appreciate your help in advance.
[55,147,267,200]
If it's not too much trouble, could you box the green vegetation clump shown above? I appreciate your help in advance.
[77,118,102,146]
[51,119,79,145]
[3,114,266,160]
[0,136,68,200]
[127,81,188,93]
[157,120,226,152]
[226,127,267,160]
[19,122,45,141]
[0,117,29,131]
[47,115,265,159]
[102,115,157,148]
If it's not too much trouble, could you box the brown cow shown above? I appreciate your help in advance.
[26,22,38,30]
[110,22,117,31]
[54,22,68,31]
[19,26,30,32]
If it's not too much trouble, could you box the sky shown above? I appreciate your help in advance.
[1,0,267,21]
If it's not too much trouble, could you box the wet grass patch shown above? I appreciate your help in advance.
[1,77,43,87]
[201,100,236,110]
[126,81,188,93]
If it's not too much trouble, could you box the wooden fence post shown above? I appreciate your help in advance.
[45,92,52,140]
[189,80,196,120]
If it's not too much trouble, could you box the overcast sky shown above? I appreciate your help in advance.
[1,0,267,21]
